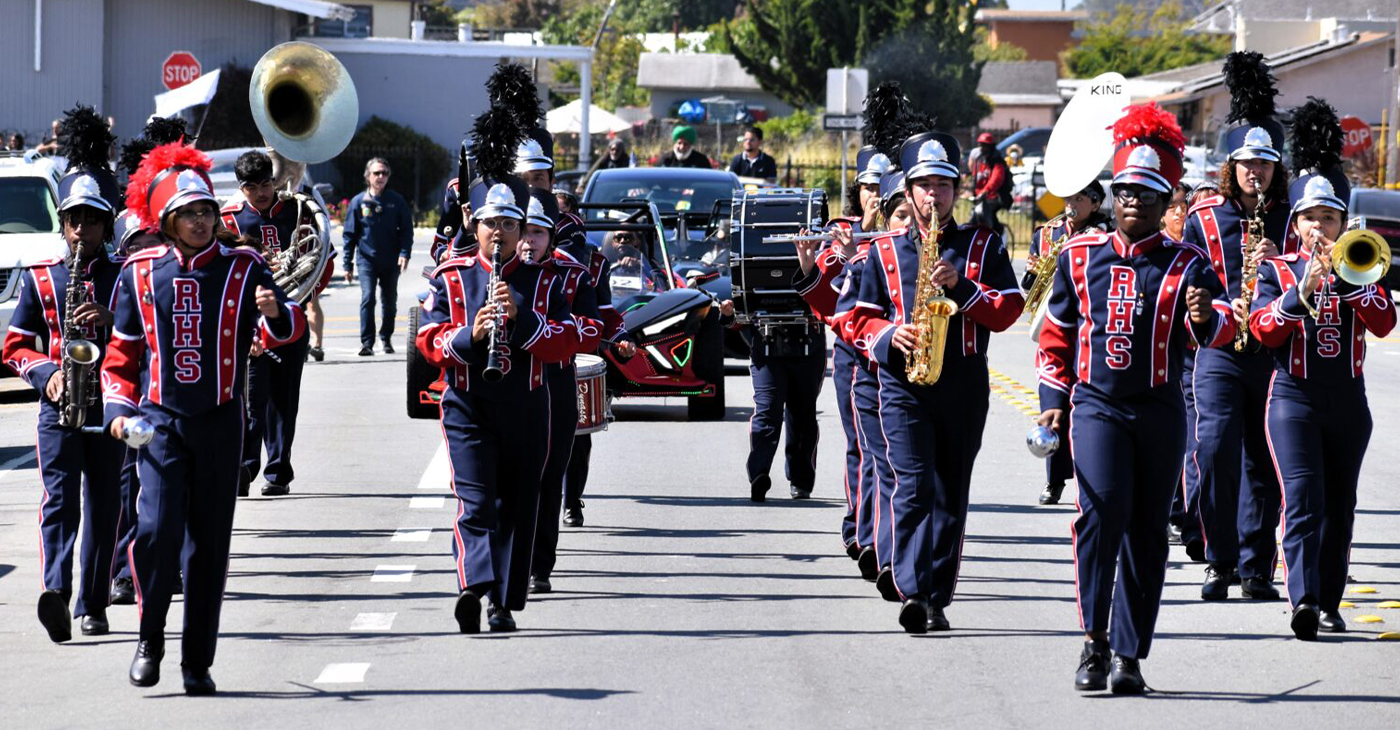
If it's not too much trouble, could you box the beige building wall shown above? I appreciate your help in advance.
[982,105,1056,131]
[1237,19,1322,54]
[364,0,414,39]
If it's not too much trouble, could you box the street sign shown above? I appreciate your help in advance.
[825,68,868,115]
[822,114,861,131]
[162,51,202,91]
[1340,116,1374,158]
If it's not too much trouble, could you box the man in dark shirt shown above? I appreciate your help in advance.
[658,125,712,169]
[728,126,777,181]
[342,157,414,356]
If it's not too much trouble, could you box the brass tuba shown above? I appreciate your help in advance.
[905,223,958,385]
[248,42,358,304]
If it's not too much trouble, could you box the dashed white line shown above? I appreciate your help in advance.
[371,565,416,582]
[315,663,370,684]
[349,612,397,631]
[409,496,445,509]
[418,443,450,489]
[0,451,38,482]
[391,528,432,542]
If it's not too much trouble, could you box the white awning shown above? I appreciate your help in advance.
[246,0,356,21]
[547,99,633,135]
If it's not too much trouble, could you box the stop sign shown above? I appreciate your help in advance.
[162,51,202,91]
[1340,116,1373,158]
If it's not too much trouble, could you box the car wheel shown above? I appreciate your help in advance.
[687,308,726,421]
[406,305,439,420]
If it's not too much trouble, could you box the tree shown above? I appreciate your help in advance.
[471,0,563,28]
[541,1,651,109]
[862,0,990,129]
[1063,1,1231,79]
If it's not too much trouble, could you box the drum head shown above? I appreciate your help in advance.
[576,353,607,376]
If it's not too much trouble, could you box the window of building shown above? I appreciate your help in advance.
[314,5,372,38]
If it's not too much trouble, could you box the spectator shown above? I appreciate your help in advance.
[342,157,414,357]
[970,132,1011,235]
[36,119,61,154]
[658,125,712,169]
[1161,182,1192,241]
[728,126,777,181]
[7,132,24,151]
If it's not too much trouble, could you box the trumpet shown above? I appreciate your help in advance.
[1300,224,1391,319]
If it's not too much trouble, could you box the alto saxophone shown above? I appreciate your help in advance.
[58,248,100,429]
[1235,191,1266,351]
[1024,212,1073,320]
[906,223,958,385]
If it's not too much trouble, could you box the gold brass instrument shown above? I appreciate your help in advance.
[1334,224,1391,286]
[249,42,358,304]
[1235,192,1266,351]
[58,248,99,429]
[905,224,958,385]
[1024,209,1076,340]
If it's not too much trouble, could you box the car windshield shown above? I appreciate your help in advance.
[0,178,59,234]
[585,177,736,221]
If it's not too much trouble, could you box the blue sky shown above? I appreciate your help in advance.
[1006,0,1084,9]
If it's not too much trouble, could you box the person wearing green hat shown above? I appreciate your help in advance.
[659,124,712,169]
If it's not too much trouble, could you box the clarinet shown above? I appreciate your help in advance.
[482,241,507,382]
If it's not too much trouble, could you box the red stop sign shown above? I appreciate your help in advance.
[1340,116,1373,158]
[162,51,202,91]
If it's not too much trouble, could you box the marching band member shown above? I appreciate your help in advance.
[849,122,1024,633]
[222,150,311,497]
[104,141,305,694]
[1181,52,1290,601]
[1021,180,1108,506]
[415,108,582,634]
[3,107,126,642]
[1249,98,1395,640]
[1036,103,1232,693]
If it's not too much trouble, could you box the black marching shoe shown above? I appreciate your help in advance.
[844,541,861,561]
[1184,536,1206,563]
[528,574,552,594]
[260,481,290,497]
[37,589,71,644]
[898,598,930,635]
[308,345,325,362]
[1075,639,1110,691]
[487,605,517,633]
[80,611,109,636]
[358,345,374,356]
[182,666,216,696]
[173,573,184,595]
[926,606,951,632]
[1039,481,1065,506]
[1241,576,1280,601]
[875,567,900,602]
[1201,564,1234,601]
[382,340,395,354]
[129,640,163,687]
[110,577,136,605]
[237,475,251,498]
[857,547,879,582]
[790,485,812,499]
[1291,603,1320,641]
[749,475,771,503]
[562,506,584,527]
[1318,609,1347,633]
[454,591,482,634]
[1109,655,1147,695]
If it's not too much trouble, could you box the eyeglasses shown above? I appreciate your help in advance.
[369,170,389,177]
[176,207,218,224]
[479,217,520,232]
[1113,186,1162,206]
[613,234,634,244]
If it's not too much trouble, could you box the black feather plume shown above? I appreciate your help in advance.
[1223,51,1278,123]
[1289,97,1343,174]
[470,107,526,180]
[117,138,155,177]
[862,82,913,160]
[143,116,188,146]
[58,105,114,173]
[486,62,544,128]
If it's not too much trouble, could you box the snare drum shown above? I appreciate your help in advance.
[575,354,609,434]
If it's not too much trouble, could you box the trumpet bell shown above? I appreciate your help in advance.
[1334,229,1391,286]
[249,42,359,164]
[1026,425,1060,459]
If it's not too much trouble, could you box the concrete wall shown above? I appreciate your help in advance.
[0,0,106,141]
[987,20,1077,63]
[1238,19,1322,55]
[326,49,496,154]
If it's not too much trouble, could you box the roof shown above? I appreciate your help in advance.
[1192,0,1395,25]
[245,0,356,21]
[305,37,593,61]
[637,53,763,92]
[977,61,1063,106]
[1147,32,1391,105]
[974,9,1087,22]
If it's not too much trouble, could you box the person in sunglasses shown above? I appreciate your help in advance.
[343,157,413,356]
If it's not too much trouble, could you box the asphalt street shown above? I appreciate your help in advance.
[1,230,1397,727]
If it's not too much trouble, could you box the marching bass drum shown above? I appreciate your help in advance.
[575,354,610,434]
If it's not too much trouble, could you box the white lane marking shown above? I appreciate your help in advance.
[371,565,416,582]
[0,451,38,482]
[409,496,445,509]
[350,613,396,631]
[315,663,370,684]
[391,528,431,542]
[418,442,450,489]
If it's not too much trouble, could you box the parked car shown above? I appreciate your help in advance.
[1348,187,1400,299]
[0,151,66,339]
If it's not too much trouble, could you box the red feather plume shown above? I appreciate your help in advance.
[125,142,212,229]
[1112,102,1185,154]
